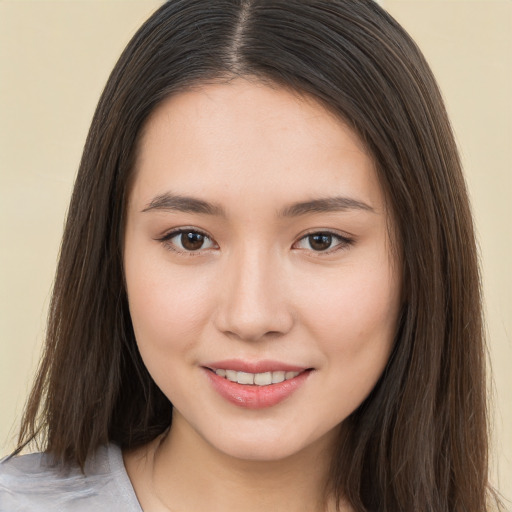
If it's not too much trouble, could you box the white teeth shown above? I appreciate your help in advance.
[225,369,237,381]
[214,369,302,386]
[271,371,285,384]
[254,372,272,386]
[237,371,254,385]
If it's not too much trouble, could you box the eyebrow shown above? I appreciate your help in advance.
[142,192,375,217]
[142,193,226,216]
[278,196,375,217]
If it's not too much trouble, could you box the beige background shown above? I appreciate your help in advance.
[1,0,510,503]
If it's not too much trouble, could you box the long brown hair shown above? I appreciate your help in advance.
[15,1,499,510]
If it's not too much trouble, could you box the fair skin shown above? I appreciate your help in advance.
[123,79,401,512]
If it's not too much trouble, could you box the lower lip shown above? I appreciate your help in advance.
[205,369,311,409]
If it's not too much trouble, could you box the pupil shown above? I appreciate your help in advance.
[181,232,204,251]
[309,234,332,251]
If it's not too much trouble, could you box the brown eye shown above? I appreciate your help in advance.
[294,231,353,253]
[181,231,206,251]
[161,229,216,253]
[308,234,333,251]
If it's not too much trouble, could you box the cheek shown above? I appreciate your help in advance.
[305,258,398,332]
[124,251,216,356]
[298,251,400,381]
[303,269,399,418]
[124,257,219,402]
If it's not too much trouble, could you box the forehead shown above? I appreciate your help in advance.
[130,79,383,215]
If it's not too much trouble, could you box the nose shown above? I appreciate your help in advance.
[213,247,294,342]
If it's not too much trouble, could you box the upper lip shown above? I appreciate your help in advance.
[204,359,310,374]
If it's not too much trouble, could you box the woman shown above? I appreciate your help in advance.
[0,0,501,510]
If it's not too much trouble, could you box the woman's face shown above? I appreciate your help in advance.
[124,79,401,461]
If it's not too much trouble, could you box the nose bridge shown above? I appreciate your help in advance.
[216,242,292,341]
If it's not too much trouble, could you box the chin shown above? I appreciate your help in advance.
[217,439,308,463]
[196,419,338,464]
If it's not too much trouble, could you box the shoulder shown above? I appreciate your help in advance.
[0,444,141,511]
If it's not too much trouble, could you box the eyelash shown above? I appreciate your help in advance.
[157,228,354,256]
[157,228,217,256]
[293,231,354,255]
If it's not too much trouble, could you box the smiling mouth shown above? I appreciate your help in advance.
[209,368,306,386]
[204,365,313,408]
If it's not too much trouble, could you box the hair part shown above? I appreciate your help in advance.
[16,1,499,510]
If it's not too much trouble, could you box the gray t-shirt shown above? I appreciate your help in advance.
[0,444,142,511]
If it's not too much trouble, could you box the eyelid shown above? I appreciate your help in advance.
[292,229,355,254]
[155,227,354,256]
[157,227,219,255]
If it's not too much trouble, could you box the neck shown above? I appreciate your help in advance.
[125,412,347,512]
